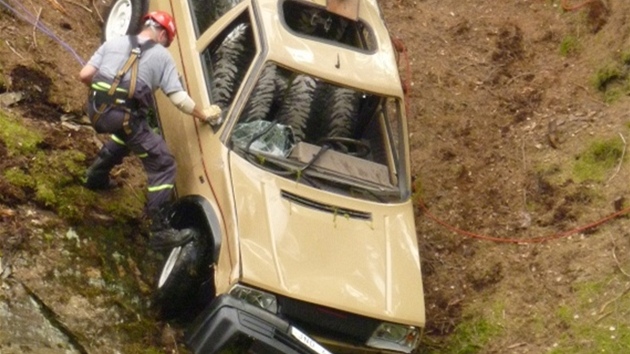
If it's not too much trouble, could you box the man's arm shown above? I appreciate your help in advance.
[79,64,98,86]
[169,91,223,125]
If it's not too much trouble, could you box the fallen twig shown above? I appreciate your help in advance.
[123,179,146,204]
[507,342,527,349]
[505,72,532,86]
[595,310,612,323]
[46,0,68,16]
[521,137,527,205]
[5,40,24,59]
[574,83,607,106]
[599,285,630,314]
[64,0,92,13]
[92,0,104,23]
[611,240,630,278]
[167,323,180,354]
[0,208,16,217]
[607,133,626,184]
[32,7,42,49]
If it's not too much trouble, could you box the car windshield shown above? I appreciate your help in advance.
[229,62,409,203]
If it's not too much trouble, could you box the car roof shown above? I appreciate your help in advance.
[255,0,404,97]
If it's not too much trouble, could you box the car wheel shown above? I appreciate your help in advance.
[153,230,209,319]
[102,0,148,42]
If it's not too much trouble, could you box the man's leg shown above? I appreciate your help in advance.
[127,121,193,250]
[85,135,129,190]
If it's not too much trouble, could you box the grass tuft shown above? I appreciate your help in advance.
[573,137,624,183]
[0,110,43,155]
[559,35,580,57]
[442,317,502,354]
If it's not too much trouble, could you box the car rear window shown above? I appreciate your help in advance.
[282,0,377,52]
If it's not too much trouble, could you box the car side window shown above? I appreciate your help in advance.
[200,13,256,110]
[189,0,244,37]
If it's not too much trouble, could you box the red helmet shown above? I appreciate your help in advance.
[143,11,176,47]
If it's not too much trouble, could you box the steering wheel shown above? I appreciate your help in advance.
[317,137,371,158]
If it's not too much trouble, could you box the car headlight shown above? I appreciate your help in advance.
[229,284,278,314]
[366,322,421,353]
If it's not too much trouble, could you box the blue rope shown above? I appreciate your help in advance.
[0,0,87,66]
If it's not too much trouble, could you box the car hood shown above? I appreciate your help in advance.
[229,153,425,326]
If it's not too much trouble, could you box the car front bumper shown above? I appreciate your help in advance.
[185,294,332,354]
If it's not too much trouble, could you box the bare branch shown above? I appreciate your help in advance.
[32,7,42,49]
[607,132,626,184]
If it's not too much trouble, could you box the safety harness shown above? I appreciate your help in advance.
[90,36,155,134]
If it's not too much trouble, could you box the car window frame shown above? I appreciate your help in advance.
[188,0,246,38]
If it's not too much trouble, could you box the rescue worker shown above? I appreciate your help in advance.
[79,11,221,250]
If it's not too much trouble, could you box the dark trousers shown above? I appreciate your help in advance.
[89,111,176,215]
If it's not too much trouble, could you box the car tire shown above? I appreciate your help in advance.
[276,74,316,142]
[240,63,278,123]
[309,85,359,142]
[153,230,209,319]
[210,23,254,109]
[102,0,148,42]
[322,87,359,138]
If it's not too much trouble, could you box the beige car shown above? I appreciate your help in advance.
[103,0,425,352]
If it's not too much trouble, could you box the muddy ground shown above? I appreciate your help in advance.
[2,0,630,353]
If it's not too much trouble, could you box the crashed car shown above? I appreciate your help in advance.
[103,0,425,352]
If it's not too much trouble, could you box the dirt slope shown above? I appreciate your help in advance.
[2,0,630,353]
[383,0,630,352]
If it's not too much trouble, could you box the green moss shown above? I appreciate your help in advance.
[0,110,43,155]
[590,51,630,103]
[442,317,502,354]
[2,107,144,221]
[3,167,36,188]
[102,190,145,222]
[55,223,158,330]
[3,140,145,223]
[3,143,145,222]
[116,319,160,342]
[418,301,505,353]
[548,279,630,353]
[603,86,627,104]
[573,137,625,182]
[593,63,622,92]
[555,305,573,324]
[29,150,92,220]
[122,344,174,354]
[559,35,580,57]
[573,281,605,306]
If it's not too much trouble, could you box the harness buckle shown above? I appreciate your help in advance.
[91,89,140,110]
[131,47,141,56]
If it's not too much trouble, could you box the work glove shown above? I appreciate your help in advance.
[203,105,223,126]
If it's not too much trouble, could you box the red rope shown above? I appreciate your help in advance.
[561,0,598,12]
[417,197,630,244]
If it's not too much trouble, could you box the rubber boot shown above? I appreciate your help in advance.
[85,148,118,190]
[149,210,194,251]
